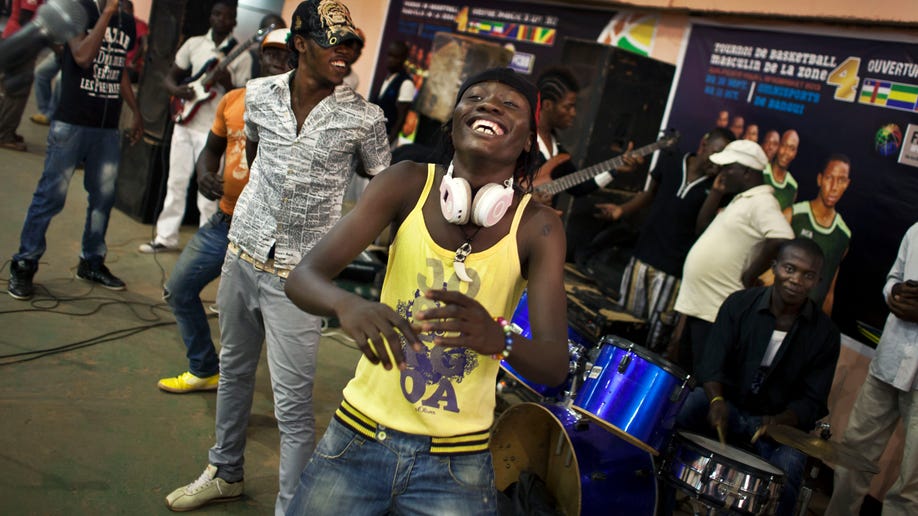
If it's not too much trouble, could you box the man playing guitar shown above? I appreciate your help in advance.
[138,1,253,254]
[532,67,642,211]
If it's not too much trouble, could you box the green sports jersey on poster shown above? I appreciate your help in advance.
[764,163,799,210]
[790,201,851,306]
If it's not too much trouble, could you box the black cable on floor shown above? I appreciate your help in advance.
[0,259,217,364]
[0,320,178,366]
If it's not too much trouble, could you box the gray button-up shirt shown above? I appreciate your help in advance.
[230,71,391,270]
[873,222,918,391]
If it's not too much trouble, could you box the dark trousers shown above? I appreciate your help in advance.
[676,315,713,376]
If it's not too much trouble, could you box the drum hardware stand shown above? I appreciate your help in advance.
[794,486,814,516]
[553,431,575,467]
[794,421,831,516]
[563,344,584,402]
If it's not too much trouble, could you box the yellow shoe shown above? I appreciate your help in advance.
[157,371,219,393]
[29,113,50,126]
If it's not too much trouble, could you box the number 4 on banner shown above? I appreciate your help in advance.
[826,57,861,102]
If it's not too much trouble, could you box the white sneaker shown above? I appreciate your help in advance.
[165,464,243,512]
[138,241,180,254]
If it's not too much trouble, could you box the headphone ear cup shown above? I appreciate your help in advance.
[471,182,514,227]
[439,173,472,224]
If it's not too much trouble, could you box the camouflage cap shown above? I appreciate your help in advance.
[291,0,363,48]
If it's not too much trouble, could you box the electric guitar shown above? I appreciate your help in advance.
[170,25,275,125]
[531,131,680,197]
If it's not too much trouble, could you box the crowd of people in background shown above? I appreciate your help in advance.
[0,1,914,515]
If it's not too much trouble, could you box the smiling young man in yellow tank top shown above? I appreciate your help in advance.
[283,68,570,515]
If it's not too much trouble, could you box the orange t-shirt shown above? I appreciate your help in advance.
[211,88,248,215]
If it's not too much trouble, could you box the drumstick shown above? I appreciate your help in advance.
[716,425,726,446]
[751,425,767,444]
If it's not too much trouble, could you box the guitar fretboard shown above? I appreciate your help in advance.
[536,136,678,196]
[203,26,273,84]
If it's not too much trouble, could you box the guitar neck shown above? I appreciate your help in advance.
[537,139,674,196]
[201,30,268,85]
[201,45,246,84]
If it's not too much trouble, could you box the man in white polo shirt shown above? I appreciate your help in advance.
[674,139,794,373]
[139,1,251,253]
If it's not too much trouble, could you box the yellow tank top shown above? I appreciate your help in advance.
[342,164,529,438]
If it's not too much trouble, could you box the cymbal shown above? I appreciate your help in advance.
[767,424,879,473]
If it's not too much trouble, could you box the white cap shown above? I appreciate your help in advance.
[262,28,290,50]
[709,139,769,171]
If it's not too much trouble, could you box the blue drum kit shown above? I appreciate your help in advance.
[492,293,787,515]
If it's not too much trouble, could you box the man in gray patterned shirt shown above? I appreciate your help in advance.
[164,1,390,513]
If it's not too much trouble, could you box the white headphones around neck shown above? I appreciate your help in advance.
[439,162,515,228]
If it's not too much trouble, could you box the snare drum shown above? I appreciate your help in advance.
[490,402,657,516]
[662,431,784,515]
[573,335,693,454]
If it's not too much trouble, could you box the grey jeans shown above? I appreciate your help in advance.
[208,251,322,516]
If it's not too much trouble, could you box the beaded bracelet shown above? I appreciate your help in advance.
[490,317,514,360]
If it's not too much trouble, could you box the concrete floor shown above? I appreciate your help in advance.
[0,98,841,515]
[0,99,363,514]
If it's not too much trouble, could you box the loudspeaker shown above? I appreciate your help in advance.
[558,39,675,192]
[415,32,512,123]
[137,0,188,141]
[116,0,231,224]
[115,0,187,222]
[115,135,170,223]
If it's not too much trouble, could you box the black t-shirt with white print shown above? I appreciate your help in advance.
[55,0,135,128]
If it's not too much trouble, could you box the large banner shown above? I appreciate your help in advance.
[373,1,623,142]
[374,1,617,84]
[665,23,918,343]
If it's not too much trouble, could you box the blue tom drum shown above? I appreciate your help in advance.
[499,290,589,400]
[574,335,694,455]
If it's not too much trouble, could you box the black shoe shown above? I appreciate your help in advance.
[76,259,126,291]
[8,259,37,300]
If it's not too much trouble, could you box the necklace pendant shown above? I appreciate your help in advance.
[454,260,473,282]
[454,242,473,282]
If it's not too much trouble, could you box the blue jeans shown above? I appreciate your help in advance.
[163,210,230,378]
[674,388,807,516]
[15,121,121,265]
[34,51,61,117]
[209,252,323,516]
[286,417,497,516]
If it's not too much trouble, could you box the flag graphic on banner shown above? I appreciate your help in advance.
[456,7,557,46]
[859,78,891,106]
[859,78,918,113]
[886,83,918,111]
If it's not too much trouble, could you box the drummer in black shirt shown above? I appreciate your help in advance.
[673,237,841,515]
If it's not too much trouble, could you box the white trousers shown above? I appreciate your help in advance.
[153,124,216,247]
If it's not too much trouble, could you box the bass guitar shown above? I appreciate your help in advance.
[170,25,275,125]
[531,131,680,196]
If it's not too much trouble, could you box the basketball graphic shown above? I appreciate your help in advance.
[874,123,902,157]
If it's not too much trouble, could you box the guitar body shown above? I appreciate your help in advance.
[171,81,217,124]
[531,153,574,190]
[171,58,219,125]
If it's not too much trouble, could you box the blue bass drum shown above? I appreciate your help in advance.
[490,402,657,516]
